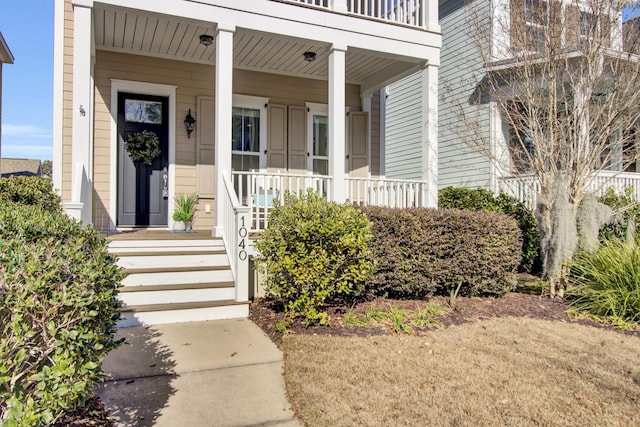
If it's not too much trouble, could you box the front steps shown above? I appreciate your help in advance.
[109,238,249,327]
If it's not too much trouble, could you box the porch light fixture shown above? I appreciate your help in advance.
[199,34,214,46]
[303,51,317,62]
[184,109,196,139]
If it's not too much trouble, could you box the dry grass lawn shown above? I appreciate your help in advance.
[284,317,640,426]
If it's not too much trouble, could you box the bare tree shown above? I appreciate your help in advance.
[445,0,640,296]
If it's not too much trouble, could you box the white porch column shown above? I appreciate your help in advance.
[424,0,441,33]
[213,23,235,237]
[331,0,348,13]
[421,64,438,208]
[68,0,94,224]
[329,44,347,203]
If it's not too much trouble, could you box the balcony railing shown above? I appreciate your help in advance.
[499,171,640,210]
[232,171,430,232]
[278,0,428,29]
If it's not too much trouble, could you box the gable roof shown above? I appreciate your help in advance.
[0,158,42,177]
[0,32,14,64]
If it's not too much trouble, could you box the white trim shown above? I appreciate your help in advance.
[231,94,269,171]
[109,80,177,230]
[52,0,64,193]
[362,92,373,178]
[379,88,386,177]
[306,102,329,175]
[329,44,347,202]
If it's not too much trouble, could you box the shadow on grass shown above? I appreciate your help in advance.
[95,326,177,426]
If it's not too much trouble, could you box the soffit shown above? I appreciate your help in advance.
[94,5,412,85]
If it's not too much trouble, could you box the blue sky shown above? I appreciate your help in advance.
[1,1,53,161]
[0,1,639,162]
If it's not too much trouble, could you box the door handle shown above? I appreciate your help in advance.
[162,167,168,198]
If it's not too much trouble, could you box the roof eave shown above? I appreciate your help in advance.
[0,32,15,64]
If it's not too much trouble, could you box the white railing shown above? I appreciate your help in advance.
[232,171,332,232]
[278,0,427,29]
[346,177,429,208]
[221,173,251,302]
[499,171,640,210]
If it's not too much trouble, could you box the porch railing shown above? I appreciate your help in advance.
[499,171,640,210]
[232,171,332,232]
[346,177,428,208]
[277,0,428,29]
[221,173,250,302]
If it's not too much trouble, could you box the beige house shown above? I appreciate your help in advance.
[53,0,441,325]
[0,32,15,172]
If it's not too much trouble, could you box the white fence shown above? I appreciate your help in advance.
[346,177,428,208]
[280,0,428,29]
[499,171,640,210]
[232,171,332,232]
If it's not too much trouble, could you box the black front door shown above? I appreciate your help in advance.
[117,92,169,227]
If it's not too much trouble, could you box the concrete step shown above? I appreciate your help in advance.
[120,287,237,307]
[109,238,245,327]
[121,269,234,287]
[118,301,250,328]
[117,253,230,271]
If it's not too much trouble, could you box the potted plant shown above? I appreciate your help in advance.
[172,193,197,231]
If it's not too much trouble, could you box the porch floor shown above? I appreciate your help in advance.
[104,230,215,241]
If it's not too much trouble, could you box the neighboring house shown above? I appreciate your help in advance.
[0,33,15,174]
[0,158,43,178]
[386,0,639,204]
[53,0,441,325]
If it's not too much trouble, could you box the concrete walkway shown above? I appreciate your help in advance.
[97,319,300,427]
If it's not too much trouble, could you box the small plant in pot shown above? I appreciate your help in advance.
[173,193,197,231]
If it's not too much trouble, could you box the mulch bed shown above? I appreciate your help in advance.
[250,292,640,348]
[53,396,114,426]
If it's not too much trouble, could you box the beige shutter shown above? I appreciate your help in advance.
[288,105,307,174]
[565,5,581,48]
[196,96,215,199]
[267,103,287,171]
[348,111,369,177]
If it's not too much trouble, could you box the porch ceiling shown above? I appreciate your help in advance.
[94,5,417,87]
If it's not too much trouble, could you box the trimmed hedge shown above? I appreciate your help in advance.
[256,190,374,327]
[0,176,61,213]
[0,202,123,425]
[439,187,542,273]
[360,207,522,299]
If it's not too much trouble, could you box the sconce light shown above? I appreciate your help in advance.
[303,51,317,62]
[199,34,214,46]
[184,109,196,139]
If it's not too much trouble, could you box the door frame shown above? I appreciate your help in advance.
[110,79,177,229]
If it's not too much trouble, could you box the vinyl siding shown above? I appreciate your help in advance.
[384,71,423,180]
[438,0,492,189]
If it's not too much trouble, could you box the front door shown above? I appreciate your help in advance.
[117,92,169,227]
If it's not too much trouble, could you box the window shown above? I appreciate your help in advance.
[311,115,329,175]
[231,95,268,173]
[306,103,330,176]
[232,107,260,172]
[525,0,547,51]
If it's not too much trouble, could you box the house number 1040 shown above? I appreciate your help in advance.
[238,215,248,261]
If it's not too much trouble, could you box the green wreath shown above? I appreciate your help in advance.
[124,130,161,166]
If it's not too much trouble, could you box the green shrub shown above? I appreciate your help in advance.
[0,203,124,425]
[598,187,640,241]
[255,190,374,327]
[361,207,521,299]
[568,237,640,326]
[0,176,61,213]
[439,187,542,273]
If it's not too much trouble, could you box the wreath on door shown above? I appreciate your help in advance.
[124,130,161,166]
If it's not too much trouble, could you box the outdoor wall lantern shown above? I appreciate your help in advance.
[184,109,196,139]
[303,51,317,62]
[199,34,214,46]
